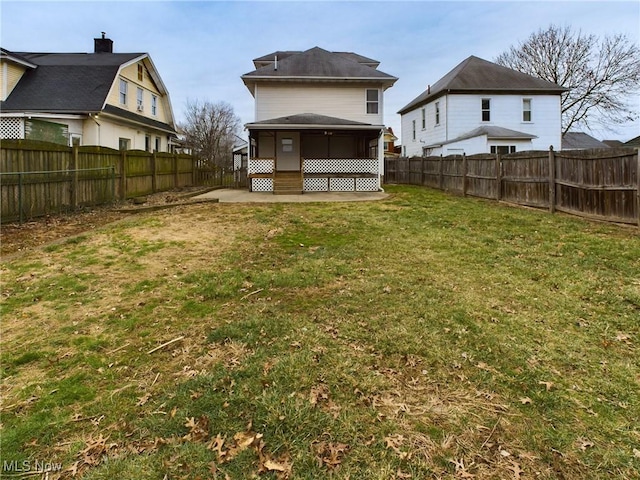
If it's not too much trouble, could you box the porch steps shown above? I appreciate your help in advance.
[273,171,303,195]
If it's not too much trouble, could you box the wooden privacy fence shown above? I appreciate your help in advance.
[385,147,640,226]
[1,140,197,223]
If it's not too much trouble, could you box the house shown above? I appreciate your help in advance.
[398,56,566,157]
[383,127,399,158]
[624,135,640,147]
[562,132,610,150]
[241,47,397,193]
[0,34,177,151]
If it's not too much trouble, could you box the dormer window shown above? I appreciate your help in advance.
[366,89,379,114]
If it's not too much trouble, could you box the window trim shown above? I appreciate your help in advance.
[481,98,491,122]
[119,79,128,105]
[366,89,379,114]
[136,87,144,112]
[421,108,426,130]
[522,98,532,122]
[435,101,440,126]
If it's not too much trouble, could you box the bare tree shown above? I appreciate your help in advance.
[181,99,241,168]
[495,25,640,134]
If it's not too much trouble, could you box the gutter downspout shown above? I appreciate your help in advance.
[89,113,101,145]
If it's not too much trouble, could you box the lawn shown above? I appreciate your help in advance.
[1,185,638,479]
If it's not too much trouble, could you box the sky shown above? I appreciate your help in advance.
[1,0,639,142]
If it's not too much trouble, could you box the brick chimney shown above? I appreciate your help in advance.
[94,32,113,53]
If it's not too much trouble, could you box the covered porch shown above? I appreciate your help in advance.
[246,114,383,194]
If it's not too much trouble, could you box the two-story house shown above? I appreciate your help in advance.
[398,56,566,157]
[241,47,397,193]
[0,34,177,151]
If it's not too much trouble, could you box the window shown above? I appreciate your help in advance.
[138,64,144,81]
[421,108,426,129]
[435,101,440,126]
[523,98,532,122]
[281,138,293,152]
[412,120,416,140]
[145,135,151,152]
[137,87,144,111]
[119,79,128,105]
[119,137,130,151]
[366,89,379,114]
[490,145,516,154]
[481,98,491,122]
[151,95,158,116]
[155,136,161,152]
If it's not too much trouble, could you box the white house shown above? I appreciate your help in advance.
[241,47,397,193]
[0,34,177,151]
[398,56,566,157]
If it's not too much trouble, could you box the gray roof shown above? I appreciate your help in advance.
[1,51,143,113]
[429,125,537,148]
[252,49,380,69]
[1,49,176,133]
[242,47,396,93]
[399,56,567,114]
[624,135,640,147]
[246,113,381,130]
[562,132,610,150]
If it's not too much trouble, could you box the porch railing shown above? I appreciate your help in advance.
[248,157,275,174]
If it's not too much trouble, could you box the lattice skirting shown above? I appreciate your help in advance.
[252,178,273,192]
[304,177,329,192]
[329,178,355,191]
[0,118,24,139]
[356,177,380,191]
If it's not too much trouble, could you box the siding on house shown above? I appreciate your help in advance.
[105,61,170,124]
[255,83,384,125]
[403,94,562,156]
[1,63,27,100]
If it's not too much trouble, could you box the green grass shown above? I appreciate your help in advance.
[1,185,638,479]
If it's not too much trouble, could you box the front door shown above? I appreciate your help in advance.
[276,132,300,171]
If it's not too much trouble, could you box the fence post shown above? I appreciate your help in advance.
[18,171,24,224]
[496,153,502,201]
[439,155,444,190]
[462,153,468,196]
[151,152,158,193]
[636,148,639,227]
[70,146,79,209]
[119,150,127,200]
[548,146,556,213]
[174,154,180,188]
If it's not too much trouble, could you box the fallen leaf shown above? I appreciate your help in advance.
[137,392,151,406]
[538,381,554,391]
[508,460,523,479]
[633,448,640,458]
[264,459,288,472]
[519,397,532,405]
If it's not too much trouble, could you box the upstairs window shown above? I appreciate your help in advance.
[481,98,491,122]
[119,79,128,105]
[137,64,144,81]
[412,120,416,140]
[151,95,158,116]
[435,101,440,125]
[366,89,379,114]
[137,87,144,112]
[421,108,426,129]
[523,98,532,122]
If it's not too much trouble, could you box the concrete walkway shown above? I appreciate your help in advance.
[193,188,389,203]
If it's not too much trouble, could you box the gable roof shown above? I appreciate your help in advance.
[398,56,567,114]
[624,135,640,147]
[242,47,397,94]
[562,132,610,150]
[1,51,144,113]
[428,125,537,148]
[0,48,37,69]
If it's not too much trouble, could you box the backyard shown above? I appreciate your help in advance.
[1,185,638,479]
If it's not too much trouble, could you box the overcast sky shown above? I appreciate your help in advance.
[2,0,639,142]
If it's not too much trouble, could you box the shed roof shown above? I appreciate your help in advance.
[245,112,382,130]
[427,125,537,148]
[398,56,567,114]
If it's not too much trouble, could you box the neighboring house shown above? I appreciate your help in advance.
[562,132,610,150]
[398,56,566,157]
[241,47,397,193]
[0,34,177,151]
[624,135,640,147]
[383,127,399,158]
[602,139,624,148]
